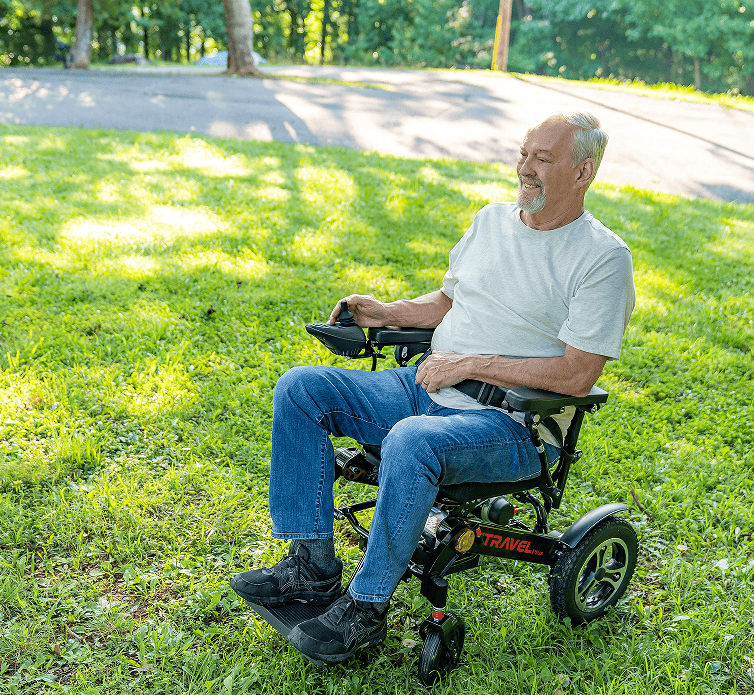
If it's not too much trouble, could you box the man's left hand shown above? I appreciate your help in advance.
[415,351,476,392]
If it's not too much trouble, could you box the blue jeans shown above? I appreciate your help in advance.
[269,365,558,603]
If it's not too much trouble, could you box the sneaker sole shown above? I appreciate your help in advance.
[230,578,344,608]
[288,623,387,665]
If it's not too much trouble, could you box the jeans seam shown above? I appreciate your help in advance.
[435,437,528,453]
[312,428,328,535]
[315,409,394,433]
[379,461,424,596]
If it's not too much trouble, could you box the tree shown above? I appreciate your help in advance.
[223,0,259,75]
[68,0,93,67]
[621,0,754,91]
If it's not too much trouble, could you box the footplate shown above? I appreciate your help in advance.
[245,601,332,665]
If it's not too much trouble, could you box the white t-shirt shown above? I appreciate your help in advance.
[429,202,635,445]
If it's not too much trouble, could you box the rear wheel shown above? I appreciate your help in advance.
[550,517,637,624]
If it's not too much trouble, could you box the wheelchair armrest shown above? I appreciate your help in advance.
[367,327,435,346]
[503,385,608,413]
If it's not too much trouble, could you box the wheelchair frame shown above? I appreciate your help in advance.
[245,318,638,685]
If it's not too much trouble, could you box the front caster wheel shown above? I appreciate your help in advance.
[417,612,465,686]
[550,517,637,624]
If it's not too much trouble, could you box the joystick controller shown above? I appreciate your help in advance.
[305,301,368,357]
[336,302,356,326]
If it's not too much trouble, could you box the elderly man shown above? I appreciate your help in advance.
[230,111,635,664]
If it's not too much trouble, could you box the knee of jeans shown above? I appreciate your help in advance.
[273,366,318,405]
[380,418,442,485]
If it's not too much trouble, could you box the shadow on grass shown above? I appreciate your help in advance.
[1,125,753,490]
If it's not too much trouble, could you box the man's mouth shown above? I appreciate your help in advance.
[520,177,542,190]
[517,175,547,213]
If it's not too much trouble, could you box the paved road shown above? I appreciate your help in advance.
[2,65,753,203]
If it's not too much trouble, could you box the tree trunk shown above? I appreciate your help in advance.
[693,56,701,91]
[288,0,306,62]
[185,19,191,62]
[345,0,357,63]
[665,45,673,83]
[320,0,330,65]
[514,0,531,20]
[223,0,260,76]
[39,17,57,61]
[142,7,150,59]
[69,0,94,69]
[492,0,512,71]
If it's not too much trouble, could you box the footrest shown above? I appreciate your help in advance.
[245,601,332,665]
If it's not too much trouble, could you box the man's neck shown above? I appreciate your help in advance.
[520,203,585,231]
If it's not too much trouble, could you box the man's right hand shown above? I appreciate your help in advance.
[328,295,392,327]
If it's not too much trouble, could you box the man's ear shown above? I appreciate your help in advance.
[575,158,595,189]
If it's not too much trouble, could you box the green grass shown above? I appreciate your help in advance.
[516,73,754,111]
[0,124,753,695]
[265,74,397,91]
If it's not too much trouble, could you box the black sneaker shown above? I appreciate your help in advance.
[230,545,343,608]
[287,593,388,664]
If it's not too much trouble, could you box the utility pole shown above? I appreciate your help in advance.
[491,0,512,71]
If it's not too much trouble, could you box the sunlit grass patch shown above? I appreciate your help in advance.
[0,166,30,180]
[61,204,227,248]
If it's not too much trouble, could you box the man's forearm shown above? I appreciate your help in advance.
[467,354,603,397]
[467,348,607,397]
[416,345,607,398]
[383,290,452,329]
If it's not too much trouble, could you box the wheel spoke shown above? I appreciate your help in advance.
[603,567,626,589]
[575,538,632,612]
[576,575,598,609]
[596,544,608,568]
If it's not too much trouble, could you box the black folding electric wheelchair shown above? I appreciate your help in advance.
[245,304,638,685]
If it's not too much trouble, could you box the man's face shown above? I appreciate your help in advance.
[516,118,582,220]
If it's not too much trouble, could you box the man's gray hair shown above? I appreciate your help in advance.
[563,112,607,182]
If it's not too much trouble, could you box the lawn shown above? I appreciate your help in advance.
[0,124,752,695]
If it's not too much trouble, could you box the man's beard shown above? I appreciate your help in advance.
[517,176,546,213]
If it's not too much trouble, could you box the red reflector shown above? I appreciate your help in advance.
[432,609,445,621]
[514,507,524,514]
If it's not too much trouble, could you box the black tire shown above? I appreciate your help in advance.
[550,517,637,624]
[417,613,465,686]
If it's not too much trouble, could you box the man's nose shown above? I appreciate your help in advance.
[518,155,535,176]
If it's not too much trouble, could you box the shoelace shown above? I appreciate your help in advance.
[321,595,357,628]
[275,553,306,580]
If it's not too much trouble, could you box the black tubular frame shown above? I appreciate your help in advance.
[330,327,609,599]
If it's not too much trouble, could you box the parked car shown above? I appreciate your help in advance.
[195,50,266,66]
[108,53,151,65]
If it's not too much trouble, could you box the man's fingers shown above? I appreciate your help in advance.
[415,354,432,383]
[328,296,354,324]
[416,351,468,392]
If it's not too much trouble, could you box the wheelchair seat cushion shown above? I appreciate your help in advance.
[438,477,541,504]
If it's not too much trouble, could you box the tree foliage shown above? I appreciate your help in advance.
[1,0,753,95]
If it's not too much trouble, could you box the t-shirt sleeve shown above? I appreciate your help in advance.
[558,246,635,359]
[441,215,478,300]
[441,266,457,299]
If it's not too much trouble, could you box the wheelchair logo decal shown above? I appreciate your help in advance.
[479,532,544,556]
